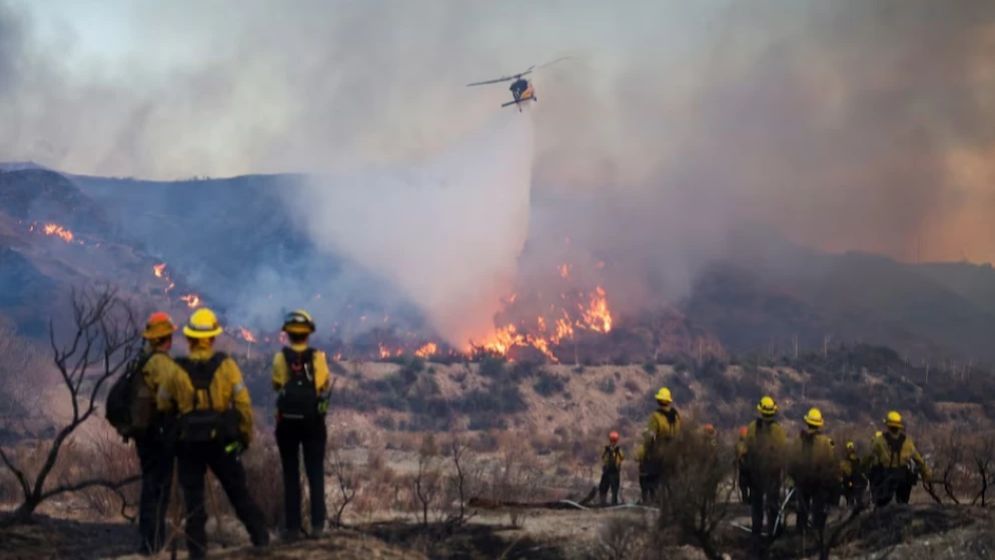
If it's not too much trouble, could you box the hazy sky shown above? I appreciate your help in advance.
[3,0,995,266]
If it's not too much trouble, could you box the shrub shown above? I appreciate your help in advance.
[642,361,658,374]
[533,372,567,397]
[598,377,617,395]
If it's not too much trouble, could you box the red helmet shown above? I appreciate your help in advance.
[738,425,749,438]
[608,431,620,443]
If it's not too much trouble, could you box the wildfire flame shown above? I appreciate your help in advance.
[414,342,438,358]
[151,262,177,293]
[472,282,613,362]
[580,286,612,333]
[378,343,404,359]
[39,223,75,243]
[236,326,257,344]
[179,294,201,308]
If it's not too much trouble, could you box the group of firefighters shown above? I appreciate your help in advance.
[126,307,330,558]
[597,386,932,540]
[125,305,932,556]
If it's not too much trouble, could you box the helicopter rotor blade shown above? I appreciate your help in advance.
[537,56,571,69]
[466,75,515,87]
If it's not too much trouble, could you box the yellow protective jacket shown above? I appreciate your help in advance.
[745,418,787,476]
[271,344,331,392]
[840,451,865,479]
[869,430,929,477]
[143,350,183,394]
[790,429,839,485]
[157,348,255,444]
[602,445,624,470]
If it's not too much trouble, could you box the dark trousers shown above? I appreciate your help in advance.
[177,442,268,558]
[738,466,752,504]
[796,482,832,533]
[276,418,327,534]
[135,434,174,554]
[749,475,781,536]
[873,467,913,507]
[598,467,621,505]
[844,474,868,509]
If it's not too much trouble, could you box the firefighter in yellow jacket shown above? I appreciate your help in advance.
[789,408,838,534]
[639,387,681,502]
[744,396,787,538]
[157,308,268,558]
[867,411,930,507]
[272,309,332,540]
[599,431,624,506]
[133,312,186,555]
[840,441,868,509]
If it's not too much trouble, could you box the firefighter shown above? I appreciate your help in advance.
[640,387,681,501]
[744,396,787,538]
[272,309,332,540]
[157,308,269,558]
[840,441,868,509]
[789,408,838,535]
[867,411,930,507]
[599,431,624,506]
[135,312,184,555]
[736,425,752,504]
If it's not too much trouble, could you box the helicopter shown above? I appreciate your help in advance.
[466,66,537,111]
[466,58,570,111]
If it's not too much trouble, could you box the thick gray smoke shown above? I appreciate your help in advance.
[291,113,534,345]
[2,0,995,331]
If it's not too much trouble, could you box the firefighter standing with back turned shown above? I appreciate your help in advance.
[789,407,838,536]
[157,308,269,558]
[639,387,681,502]
[599,431,624,506]
[867,410,931,506]
[272,309,332,540]
[743,396,787,540]
[134,312,184,555]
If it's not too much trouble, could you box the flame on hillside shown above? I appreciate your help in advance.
[152,262,176,293]
[378,342,404,360]
[414,342,438,358]
[26,221,79,244]
[471,269,615,362]
[236,326,258,344]
[179,293,201,308]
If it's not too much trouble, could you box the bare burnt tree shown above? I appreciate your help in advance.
[443,435,475,529]
[970,434,995,507]
[0,287,141,527]
[411,434,441,527]
[328,449,358,527]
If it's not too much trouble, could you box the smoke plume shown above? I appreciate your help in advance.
[291,114,534,345]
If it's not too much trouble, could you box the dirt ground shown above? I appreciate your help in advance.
[1,502,993,559]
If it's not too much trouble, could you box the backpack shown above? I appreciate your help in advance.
[174,353,241,443]
[277,347,319,421]
[105,353,154,441]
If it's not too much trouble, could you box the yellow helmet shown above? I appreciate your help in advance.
[655,387,673,404]
[845,440,855,451]
[884,410,903,429]
[757,395,778,417]
[282,309,316,334]
[803,407,824,428]
[183,308,223,339]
